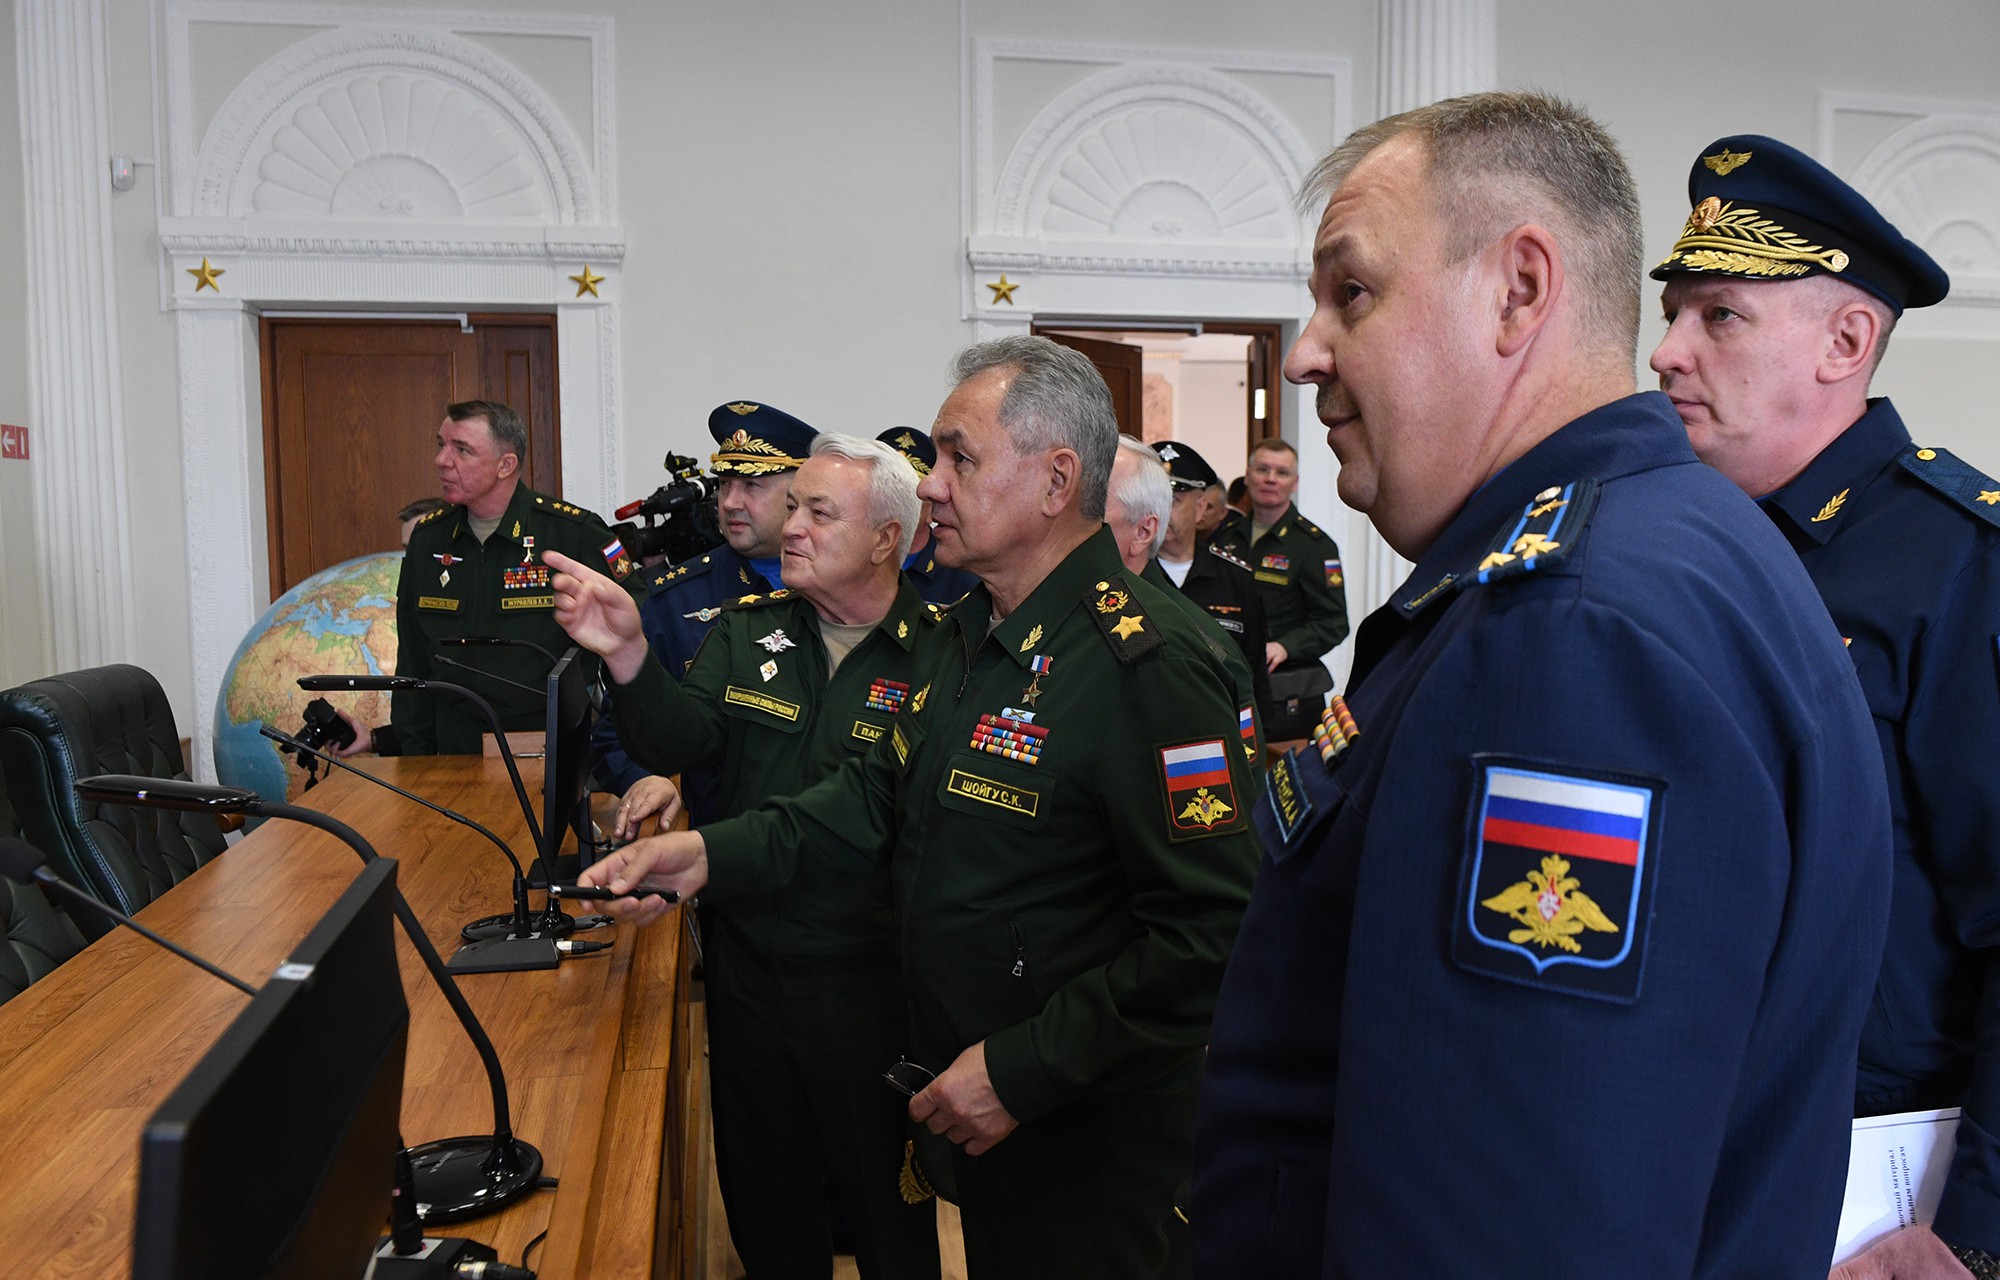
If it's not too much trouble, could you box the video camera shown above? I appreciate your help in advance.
[609,452,723,568]
[276,696,357,790]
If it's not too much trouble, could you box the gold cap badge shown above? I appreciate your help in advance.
[1702,148,1752,176]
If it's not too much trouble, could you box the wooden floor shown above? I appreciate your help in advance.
[689,995,970,1280]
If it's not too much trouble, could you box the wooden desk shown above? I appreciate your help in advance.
[0,756,697,1279]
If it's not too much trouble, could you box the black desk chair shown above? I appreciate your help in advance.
[0,770,83,1005]
[0,665,225,939]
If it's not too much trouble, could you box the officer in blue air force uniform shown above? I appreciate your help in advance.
[1650,136,2000,1280]
[590,402,816,815]
[877,427,982,607]
[1191,93,1891,1278]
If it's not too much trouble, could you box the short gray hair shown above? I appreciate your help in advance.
[1110,436,1172,557]
[1301,91,1643,364]
[949,336,1118,520]
[808,433,923,562]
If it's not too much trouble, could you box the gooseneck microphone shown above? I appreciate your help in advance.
[0,837,258,996]
[258,724,572,971]
[431,636,559,703]
[74,774,545,1225]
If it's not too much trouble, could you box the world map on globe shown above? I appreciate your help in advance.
[213,552,401,802]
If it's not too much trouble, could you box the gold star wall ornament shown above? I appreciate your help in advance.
[187,258,224,292]
[987,274,1019,305]
[569,264,605,297]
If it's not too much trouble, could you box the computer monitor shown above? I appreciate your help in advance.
[538,645,596,880]
[132,858,408,1280]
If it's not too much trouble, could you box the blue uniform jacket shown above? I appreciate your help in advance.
[1191,392,1892,1278]
[589,544,773,813]
[903,544,980,607]
[1761,399,2000,1252]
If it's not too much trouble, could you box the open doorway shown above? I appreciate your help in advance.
[1036,321,1283,490]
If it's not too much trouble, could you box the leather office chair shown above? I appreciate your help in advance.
[0,770,84,1005]
[0,665,226,939]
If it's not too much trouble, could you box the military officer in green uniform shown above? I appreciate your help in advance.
[382,399,633,755]
[547,435,941,1280]
[1105,436,1266,767]
[1210,436,1349,738]
[576,337,1260,1280]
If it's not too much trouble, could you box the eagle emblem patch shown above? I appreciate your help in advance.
[1158,738,1244,840]
[1451,756,1662,1003]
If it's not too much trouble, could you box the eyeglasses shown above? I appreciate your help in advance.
[881,1058,936,1098]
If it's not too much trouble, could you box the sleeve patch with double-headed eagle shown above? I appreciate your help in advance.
[1451,756,1664,1004]
[1087,576,1164,664]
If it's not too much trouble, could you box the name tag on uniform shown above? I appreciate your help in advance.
[500,594,553,610]
[1253,570,1288,586]
[1266,750,1314,851]
[945,768,1039,819]
[724,686,801,722]
[418,596,460,612]
[891,721,910,765]
[852,719,886,744]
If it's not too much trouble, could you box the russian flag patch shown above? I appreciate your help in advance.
[1452,756,1664,1003]
[1159,738,1243,839]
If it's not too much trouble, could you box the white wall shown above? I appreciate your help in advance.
[9,0,2000,744]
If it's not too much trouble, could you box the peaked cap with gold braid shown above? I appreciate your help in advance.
[877,426,936,477]
[707,401,817,476]
[1651,134,1948,314]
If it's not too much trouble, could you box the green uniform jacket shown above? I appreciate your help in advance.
[700,528,1260,1125]
[1210,501,1349,663]
[394,483,627,754]
[1141,558,1264,768]
[612,578,940,973]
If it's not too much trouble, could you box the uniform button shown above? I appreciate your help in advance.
[1095,580,1109,590]
[1917,448,1937,461]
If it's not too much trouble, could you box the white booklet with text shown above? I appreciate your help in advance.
[1832,1107,1960,1264]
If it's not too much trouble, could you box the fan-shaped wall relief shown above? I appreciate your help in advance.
[1042,105,1295,241]
[252,73,546,219]
[1856,125,2000,280]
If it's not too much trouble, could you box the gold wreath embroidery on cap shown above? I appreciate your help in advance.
[1703,148,1752,176]
[1666,202,1850,275]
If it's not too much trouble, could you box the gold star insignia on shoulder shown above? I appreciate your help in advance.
[1810,488,1849,523]
[1703,148,1752,176]
[187,258,224,292]
[1111,614,1145,641]
[737,593,761,604]
[1479,551,1517,571]
[569,264,604,297]
[1511,532,1560,557]
[986,274,1019,305]
[1019,624,1043,652]
[1979,491,2000,506]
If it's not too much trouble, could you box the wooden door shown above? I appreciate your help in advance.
[1044,332,1145,437]
[262,316,561,596]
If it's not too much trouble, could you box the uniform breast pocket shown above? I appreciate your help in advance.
[719,684,807,735]
[935,751,1055,831]
[846,713,892,751]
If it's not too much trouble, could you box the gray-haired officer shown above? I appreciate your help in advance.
[877,427,981,606]
[1650,135,2000,1280]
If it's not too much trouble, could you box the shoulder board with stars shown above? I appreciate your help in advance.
[1206,542,1252,573]
[1458,479,1600,594]
[1293,515,1327,540]
[530,494,597,523]
[1087,576,1165,665]
[647,553,722,592]
[1898,446,2000,532]
[414,505,451,527]
[722,589,795,611]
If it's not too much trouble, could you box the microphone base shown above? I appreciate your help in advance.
[446,934,560,974]
[372,1233,500,1276]
[460,910,576,943]
[407,1135,545,1225]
